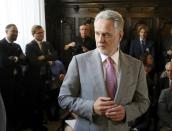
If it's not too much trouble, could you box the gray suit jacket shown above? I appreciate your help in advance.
[158,88,172,128]
[0,92,6,131]
[58,49,149,131]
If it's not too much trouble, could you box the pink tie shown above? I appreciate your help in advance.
[106,57,117,98]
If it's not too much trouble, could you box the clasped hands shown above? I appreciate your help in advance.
[8,56,19,63]
[93,97,125,121]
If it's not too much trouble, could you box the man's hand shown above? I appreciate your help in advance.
[37,55,45,61]
[48,61,53,65]
[167,50,172,56]
[82,46,89,52]
[105,104,125,121]
[59,74,65,81]
[64,42,76,50]
[93,97,115,116]
[8,56,18,63]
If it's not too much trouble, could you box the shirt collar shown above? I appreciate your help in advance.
[140,37,145,42]
[5,37,13,43]
[35,39,42,44]
[99,50,119,65]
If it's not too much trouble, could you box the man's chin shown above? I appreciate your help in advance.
[99,49,109,55]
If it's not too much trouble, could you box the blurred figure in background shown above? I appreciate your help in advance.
[130,25,155,60]
[161,27,172,63]
[0,24,26,131]
[25,25,57,131]
[64,22,96,55]
[130,53,157,131]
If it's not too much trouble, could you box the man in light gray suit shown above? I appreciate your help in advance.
[0,92,6,131]
[58,10,150,131]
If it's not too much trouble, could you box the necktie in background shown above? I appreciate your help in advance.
[140,40,145,54]
[106,57,117,99]
[40,42,43,52]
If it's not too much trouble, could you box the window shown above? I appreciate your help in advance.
[0,0,46,52]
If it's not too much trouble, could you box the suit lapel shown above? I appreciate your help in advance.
[87,49,107,98]
[33,40,42,55]
[115,51,131,103]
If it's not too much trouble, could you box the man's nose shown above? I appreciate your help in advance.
[98,34,105,42]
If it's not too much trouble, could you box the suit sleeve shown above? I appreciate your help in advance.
[124,62,150,122]
[58,56,94,121]
[158,90,172,128]
[44,42,58,61]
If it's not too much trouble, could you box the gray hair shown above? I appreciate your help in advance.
[165,61,172,70]
[94,10,124,32]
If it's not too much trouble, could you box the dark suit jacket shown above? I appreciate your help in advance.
[161,37,172,62]
[158,88,172,128]
[25,40,57,78]
[156,77,169,102]
[129,38,155,60]
[0,38,25,128]
[25,40,58,110]
[70,36,96,55]
[0,38,24,80]
[0,92,6,131]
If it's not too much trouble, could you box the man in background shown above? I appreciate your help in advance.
[25,25,57,131]
[0,24,25,131]
[64,22,96,55]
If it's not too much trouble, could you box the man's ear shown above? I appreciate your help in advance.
[119,31,124,42]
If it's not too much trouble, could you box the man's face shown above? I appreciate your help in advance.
[94,19,123,56]
[167,64,172,80]
[80,25,89,38]
[139,28,147,39]
[33,28,44,41]
[6,26,18,42]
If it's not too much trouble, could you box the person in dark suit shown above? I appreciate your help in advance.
[63,22,96,68]
[0,91,6,131]
[0,24,25,130]
[25,25,57,131]
[58,10,149,131]
[157,61,172,101]
[130,53,158,131]
[64,22,96,55]
[160,27,172,64]
[155,62,172,131]
[158,87,172,131]
[129,25,155,60]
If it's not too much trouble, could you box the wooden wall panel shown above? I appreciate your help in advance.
[45,0,172,62]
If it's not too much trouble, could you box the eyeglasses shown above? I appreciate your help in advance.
[35,31,44,34]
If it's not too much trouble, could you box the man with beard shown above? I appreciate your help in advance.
[0,24,25,130]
